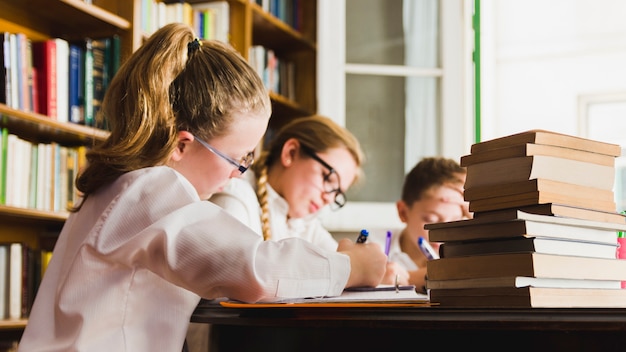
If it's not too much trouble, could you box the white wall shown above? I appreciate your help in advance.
[481,0,626,141]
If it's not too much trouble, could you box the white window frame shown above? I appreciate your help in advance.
[317,0,475,232]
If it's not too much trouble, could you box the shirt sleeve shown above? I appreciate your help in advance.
[88,168,349,302]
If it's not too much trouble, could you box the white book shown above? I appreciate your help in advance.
[54,38,69,123]
[0,245,8,319]
[8,243,22,320]
[36,143,46,211]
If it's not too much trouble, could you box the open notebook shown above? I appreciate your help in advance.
[219,285,432,308]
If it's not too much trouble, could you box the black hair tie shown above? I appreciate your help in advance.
[187,38,202,55]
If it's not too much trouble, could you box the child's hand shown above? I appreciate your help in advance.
[380,261,410,286]
[337,238,386,288]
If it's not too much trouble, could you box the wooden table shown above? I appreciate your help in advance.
[191,300,626,351]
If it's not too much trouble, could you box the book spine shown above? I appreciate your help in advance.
[68,44,83,124]
[83,39,94,126]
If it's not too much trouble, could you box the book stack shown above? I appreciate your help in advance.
[425,129,626,308]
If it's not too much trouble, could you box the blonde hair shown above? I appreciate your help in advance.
[74,23,270,208]
[252,115,364,240]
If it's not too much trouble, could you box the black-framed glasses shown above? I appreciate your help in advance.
[300,145,347,210]
[194,135,254,174]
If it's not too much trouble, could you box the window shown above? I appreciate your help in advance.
[317,0,474,231]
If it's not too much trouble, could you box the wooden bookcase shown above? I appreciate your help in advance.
[0,0,317,344]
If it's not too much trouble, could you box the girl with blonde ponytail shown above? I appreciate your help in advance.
[19,24,387,352]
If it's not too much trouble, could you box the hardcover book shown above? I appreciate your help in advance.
[438,236,618,259]
[464,155,615,191]
[427,252,626,281]
[472,204,626,225]
[426,276,621,290]
[461,142,617,167]
[429,286,626,308]
[426,211,625,244]
[469,129,621,157]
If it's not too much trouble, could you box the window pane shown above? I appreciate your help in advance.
[345,74,405,202]
[346,0,404,65]
[346,0,439,68]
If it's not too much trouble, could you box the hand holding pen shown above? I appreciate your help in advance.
[418,236,439,260]
[356,229,369,243]
[337,236,387,288]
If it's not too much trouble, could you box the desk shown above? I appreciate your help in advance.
[191,300,626,351]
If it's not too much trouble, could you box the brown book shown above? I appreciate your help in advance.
[429,287,626,308]
[426,276,621,290]
[425,212,626,244]
[427,252,626,281]
[464,155,615,190]
[464,179,615,201]
[470,129,622,157]
[467,191,617,213]
[473,204,626,225]
[461,143,616,167]
[438,236,618,259]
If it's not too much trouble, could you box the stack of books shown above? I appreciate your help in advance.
[425,129,626,308]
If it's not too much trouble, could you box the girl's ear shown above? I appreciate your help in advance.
[171,131,195,162]
[280,138,300,167]
[396,200,409,223]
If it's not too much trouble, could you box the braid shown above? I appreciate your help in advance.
[256,165,272,240]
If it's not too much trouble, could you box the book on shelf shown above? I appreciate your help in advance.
[463,178,614,202]
[54,38,69,123]
[8,33,17,109]
[8,242,22,319]
[68,43,84,124]
[0,127,7,205]
[472,204,626,225]
[467,190,617,213]
[426,276,622,290]
[438,236,618,259]
[32,39,57,119]
[191,1,230,43]
[83,38,94,126]
[469,129,622,157]
[426,211,625,244]
[1,32,11,106]
[461,142,617,167]
[0,245,7,319]
[464,155,615,191]
[426,252,626,281]
[90,37,109,129]
[429,286,626,308]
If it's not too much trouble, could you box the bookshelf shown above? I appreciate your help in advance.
[0,0,318,344]
[181,0,318,130]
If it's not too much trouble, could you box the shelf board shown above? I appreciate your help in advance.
[1,0,130,41]
[251,6,316,53]
[269,92,313,128]
[0,319,27,329]
[0,205,68,226]
[0,104,108,146]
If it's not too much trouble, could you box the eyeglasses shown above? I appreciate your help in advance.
[194,135,254,174]
[299,145,347,210]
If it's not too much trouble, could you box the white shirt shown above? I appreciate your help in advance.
[19,167,349,352]
[210,174,339,252]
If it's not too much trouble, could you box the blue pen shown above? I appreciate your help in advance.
[417,237,439,260]
[384,231,392,257]
[356,229,369,243]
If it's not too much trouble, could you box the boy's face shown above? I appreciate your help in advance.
[396,184,467,250]
[169,109,270,200]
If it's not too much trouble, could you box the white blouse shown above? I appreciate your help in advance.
[19,166,349,352]
[210,174,339,252]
